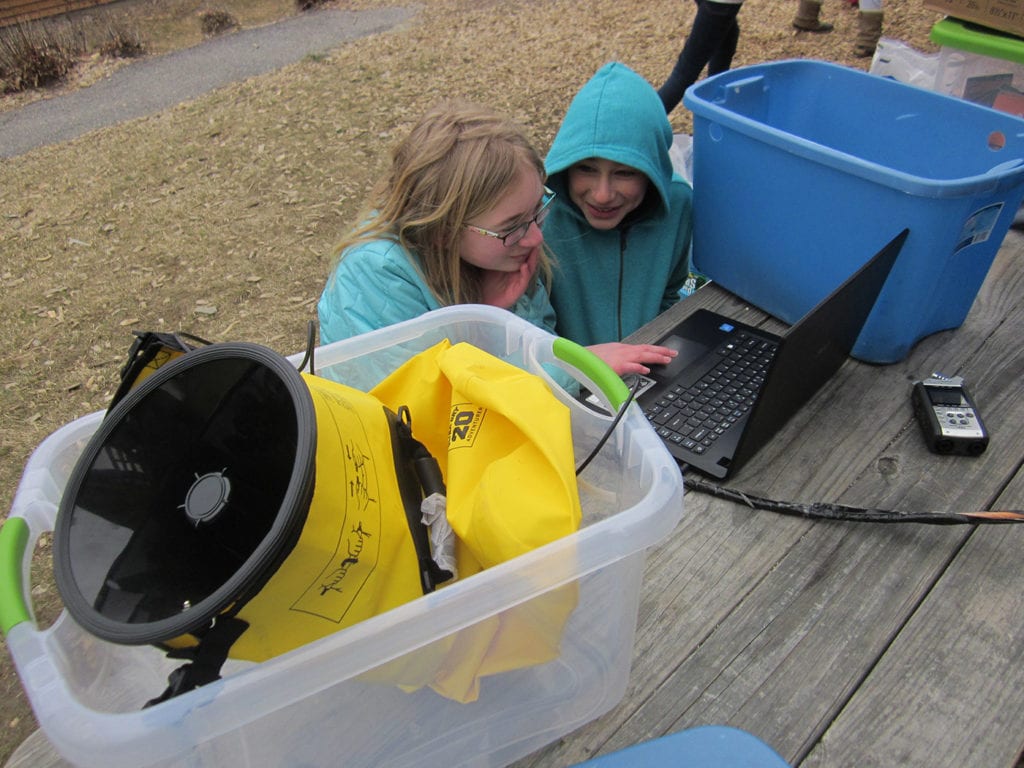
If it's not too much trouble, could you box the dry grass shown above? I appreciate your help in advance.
[0,0,942,761]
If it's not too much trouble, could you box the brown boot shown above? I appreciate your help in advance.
[793,0,834,32]
[854,10,883,57]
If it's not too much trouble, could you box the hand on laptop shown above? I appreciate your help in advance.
[588,343,677,376]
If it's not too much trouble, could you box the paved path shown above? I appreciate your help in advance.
[0,4,416,158]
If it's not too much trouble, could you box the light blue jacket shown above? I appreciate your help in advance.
[317,237,558,344]
[543,62,694,346]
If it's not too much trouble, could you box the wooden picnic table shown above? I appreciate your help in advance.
[515,226,1024,768]
[8,230,1024,768]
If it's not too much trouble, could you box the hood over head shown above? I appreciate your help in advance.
[545,62,675,218]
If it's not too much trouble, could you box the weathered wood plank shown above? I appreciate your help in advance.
[803,519,1024,768]
[10,237,1024,768]
[518,231,1024,767]
[800,232,1024,767]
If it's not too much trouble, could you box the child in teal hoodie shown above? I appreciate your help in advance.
[544,62,695,347]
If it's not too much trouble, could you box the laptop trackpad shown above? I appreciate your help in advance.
[655,333,714,379]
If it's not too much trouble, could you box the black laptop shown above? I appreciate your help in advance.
[635,230,908,479]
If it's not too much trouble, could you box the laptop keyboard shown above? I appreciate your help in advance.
[643,332,778,455]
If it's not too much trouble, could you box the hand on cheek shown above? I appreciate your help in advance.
[480,247,539,309]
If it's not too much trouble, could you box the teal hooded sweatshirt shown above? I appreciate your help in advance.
[543,62,694,346]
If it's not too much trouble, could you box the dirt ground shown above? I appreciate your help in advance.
[0,0,941,762]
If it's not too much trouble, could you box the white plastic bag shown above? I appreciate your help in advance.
[670,132,693,186]
[869,37,942,91]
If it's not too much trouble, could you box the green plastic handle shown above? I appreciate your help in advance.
[0,517,31,635]
[552,337,631,411]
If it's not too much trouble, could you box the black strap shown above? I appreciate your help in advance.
[109,330,212,413]
[144,615,249,707]
[391,405,454,593]
[295,320,317,374]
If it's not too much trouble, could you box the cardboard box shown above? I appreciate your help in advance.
[931,17,1024,116]
[923,0,1024,40]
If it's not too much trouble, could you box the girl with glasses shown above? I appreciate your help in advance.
[318,100,676,375]
[318,100,554,345]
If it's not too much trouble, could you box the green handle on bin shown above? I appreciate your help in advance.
[553,337,631,411]
[0,517,31,636]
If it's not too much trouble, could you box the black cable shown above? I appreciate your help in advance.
[682,473,1024,525]
[576,375,643,476]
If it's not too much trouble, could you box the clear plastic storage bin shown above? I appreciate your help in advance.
[0,305,684,768]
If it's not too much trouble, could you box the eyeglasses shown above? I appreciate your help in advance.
[465,187,556,247]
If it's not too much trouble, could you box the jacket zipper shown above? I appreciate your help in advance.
[617,229,627,340]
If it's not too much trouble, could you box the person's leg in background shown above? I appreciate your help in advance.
[792,0,834,33]
[855,0,883,57]
[707,4,740,77]
[658,0,743,114]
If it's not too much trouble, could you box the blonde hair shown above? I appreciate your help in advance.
[332,100,552,305]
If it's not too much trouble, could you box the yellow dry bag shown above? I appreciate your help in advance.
[53,334,585,706]
[366,339,583,702]
[53,341,453,704]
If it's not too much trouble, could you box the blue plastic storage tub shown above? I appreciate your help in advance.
[683,59,1024,363]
